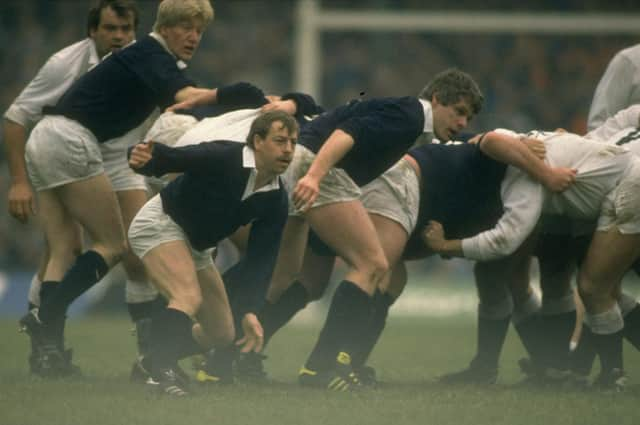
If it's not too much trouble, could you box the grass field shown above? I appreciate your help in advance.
[1,315,639,425]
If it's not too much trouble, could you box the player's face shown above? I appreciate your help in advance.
[90,6,135,58]
[254,121,297,175]
[431,97,474,141]
[160,17,205,62]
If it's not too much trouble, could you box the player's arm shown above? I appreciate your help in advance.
[128,140,227,176]
[479,131,576,192]
[424,167,544,261]
[293,129,354,212]
[3,55,72,222]
[169,82,267,112]
[262,92,324,117]
[586,104,640,142]
[2,119,34,223]
[587,54,635,130]
[224,191,289,353]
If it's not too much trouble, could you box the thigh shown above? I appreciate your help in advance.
[370,213,409,292]
[142,240,200,314]
[306,200,385,269]
[387,261,408,298]
[370,213,409,271]
[57,174,125,261]
[581,228,640,292]
[267,216,309,301]
[116,189,148,231]
[36,189,83,280]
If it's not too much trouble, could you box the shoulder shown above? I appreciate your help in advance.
[42,38,92,72]
[611,44,640,68]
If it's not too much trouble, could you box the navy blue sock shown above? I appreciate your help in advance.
[38,280,58,307]
[127,295,167,322]
[259,280,309,347]
[570,325,596,376]
[539,311,576,370]
[592,329,624,373]
[474,315,511,369]
[150,308,200,376]
[514,314,545,365]
[623,304,640,350]
[39,251,108,323]
[351,290,393,368]
[305,280,372,371]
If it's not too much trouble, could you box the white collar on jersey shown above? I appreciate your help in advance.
[87,38,101,68]
[418,99,434,134]
[241,146,281,200]
[149,32,188,70]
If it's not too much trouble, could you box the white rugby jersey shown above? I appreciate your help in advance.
[4,38,100,128]
[588,44,640,130]
[586,104,640,155]
[461,129,633,261]
[175,108,260,147]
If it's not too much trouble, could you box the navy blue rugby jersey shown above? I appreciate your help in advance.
[300,96,425,186]
[47,35,194,142]
[403,142,507,258]
[131,141,288,313]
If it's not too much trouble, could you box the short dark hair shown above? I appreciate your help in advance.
[246,111,299,149]
[419,68,484,115]
[87,0,139,36]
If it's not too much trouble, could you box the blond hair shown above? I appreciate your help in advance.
[153,0,214,32]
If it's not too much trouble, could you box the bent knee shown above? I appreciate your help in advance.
[360,255,389,283]
[170,291,203,315]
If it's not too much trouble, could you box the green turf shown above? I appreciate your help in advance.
[1,316,638,425]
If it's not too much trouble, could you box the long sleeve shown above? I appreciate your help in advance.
[129,140,228,177]
[4,42,93,127]
[585,104,640,143]
[461,166,544,261]
[281,92,324,118]
[224,191,288,318]
[588,53,638,130]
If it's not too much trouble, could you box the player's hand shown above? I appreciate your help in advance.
[544,167,577,192]
[261,99,297,115]
[8,181,36,223]
[293,174,320,212]
[521,137,546,160]
[236,313,264,353]
[422,220,446,252]
[128,140,154,169]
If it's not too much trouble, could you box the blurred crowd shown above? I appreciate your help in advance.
[0,0,639,270]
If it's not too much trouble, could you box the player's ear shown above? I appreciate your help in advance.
[252,134,262,150]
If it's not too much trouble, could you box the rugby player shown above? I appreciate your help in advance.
[4,0,139,376]
[127,111,297,396]
[265,69,484,391]
[18,0,217,377]
[425,128,640,390]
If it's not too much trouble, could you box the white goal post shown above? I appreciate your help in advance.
[294,0,640,103]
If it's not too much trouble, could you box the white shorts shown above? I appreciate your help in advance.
[25,116,103,191]
[146,111,198,147]
[101,134,147,192]
[102,111,160,192]
[361,159,420,236]
[128,195,215,270]
[283,145,361,216]
[597,159,640,234]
